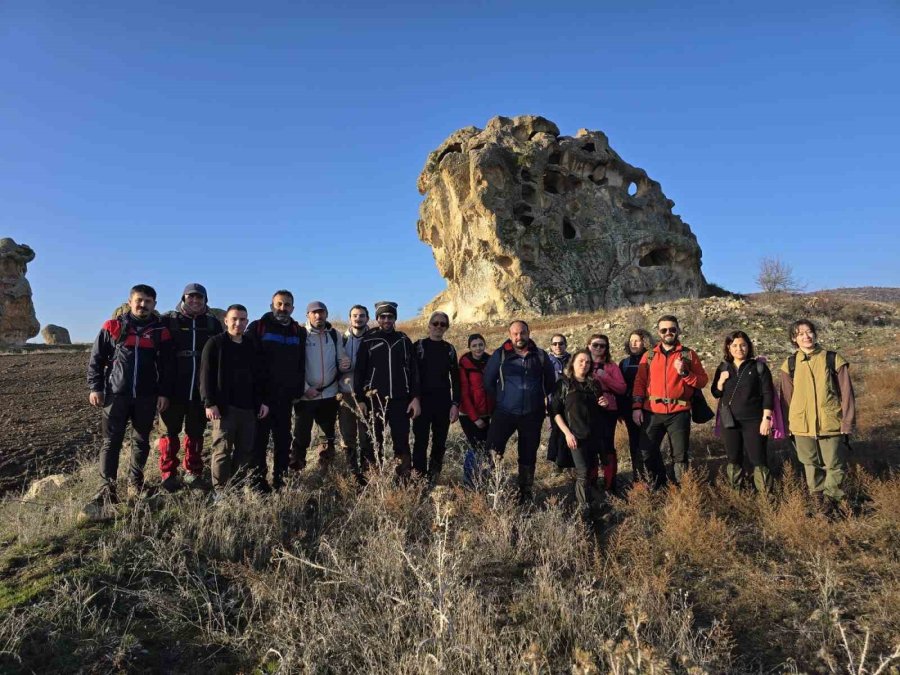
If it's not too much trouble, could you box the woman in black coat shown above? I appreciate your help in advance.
[710,331,775,495]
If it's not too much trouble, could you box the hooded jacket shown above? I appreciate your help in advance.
[88,313,174,398]
[780,347,855,436]
[459,352,494,419]
[483,339,557,416]
[246,312,306,403]
[163,304,223,403]
[354,328,420,400]
[632,342,709,414]
[303,321,349,400]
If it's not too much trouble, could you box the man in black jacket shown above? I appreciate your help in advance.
[246,290,306,491]
[412,311,460,484]
[200,304,268,494]
[354,301,420,479]
[158,283,223,492]
[83,284,174,517]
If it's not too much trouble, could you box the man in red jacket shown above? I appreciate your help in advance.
[631,315,709,488]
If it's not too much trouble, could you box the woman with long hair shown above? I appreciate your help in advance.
[550,349,603,513]
[458,333,494,452]
[619,329,652,482]
[710,330,775,495]
[587,334,627,494]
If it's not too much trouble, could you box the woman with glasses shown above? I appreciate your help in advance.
[619,329,653,483]
[587,334,627,494]
[550,349,604,514]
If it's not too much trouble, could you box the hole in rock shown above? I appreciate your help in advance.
[563,219,577,240]
[514,202,532,216]
[521,184,536,200]
[548,151,562,165]
[582,142,596,152]
[521,168,533,182]
[437,143,462,163]
[639,248,674,267]
[544,170,581,195]
[497,256,514,269]
[519,215,535,226]
[627,181,638,196]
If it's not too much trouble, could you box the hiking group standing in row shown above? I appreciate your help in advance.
[85,283,857,518]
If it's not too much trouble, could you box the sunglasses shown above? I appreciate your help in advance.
[551,341,566,346]
[590,342,608,348]
[659,327,678,334]
[431,321,449,328]
[377,314,396,319]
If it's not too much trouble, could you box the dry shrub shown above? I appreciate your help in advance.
[659,472,734,567]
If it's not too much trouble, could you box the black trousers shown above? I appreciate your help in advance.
[358,395,412,477]
[100,394,157,486]
[159,399,207,440]
[459,416,490,451]
[621,413,645,481]
[640,410,691,489]
[412,393,452,478]
[338,397,366,474]
[252,398,293,488]
[291,396,339,467]
[485,410,544,467]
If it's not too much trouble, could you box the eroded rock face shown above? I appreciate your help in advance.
[417,115,707,321]
[0,238,40,344]
[42,324,72,345]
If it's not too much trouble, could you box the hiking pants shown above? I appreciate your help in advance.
[252,398,293,489]
[210,407,256,489]
[459,416,490,452]
[641,410,691,489]
[291,397,339,468]
[794,434,847,501]
[721,418,773,495]
[486,409,545,493]
[338,397,366,474]
[571,436,599,512]
[358,395,412,478]
[158,399,207,479]
[100,394,157,487]
[412,392,452,479]
[621,412,646,482]
[598,410,618,491]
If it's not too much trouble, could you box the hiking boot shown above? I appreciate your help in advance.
[160,474,181,494]
[78,483,119,523]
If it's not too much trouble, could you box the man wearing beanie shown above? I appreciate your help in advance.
[247,290,306,491]
[158,283,223,492]
[354,301,420,480]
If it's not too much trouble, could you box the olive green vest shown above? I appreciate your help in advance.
[781,347,847,437]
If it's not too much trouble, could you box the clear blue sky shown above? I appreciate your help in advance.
[2,1,898,342]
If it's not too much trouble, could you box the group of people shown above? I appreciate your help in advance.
[84,283,857,518]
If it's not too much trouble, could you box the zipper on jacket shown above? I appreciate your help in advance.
[133,326,140,398]
[189,317,197,402]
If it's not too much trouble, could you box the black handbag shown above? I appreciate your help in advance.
[691,388,715,424]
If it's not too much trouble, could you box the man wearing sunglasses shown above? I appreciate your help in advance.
[631,315,709,488]
[547,334,570,381]
[412,311,461,484]
[354,301,421,479]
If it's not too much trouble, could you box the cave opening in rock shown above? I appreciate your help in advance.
[582,142,596,152]
[548,151,562,165]
[521,168,533,182]
[518,215,535,226]
[563,218,577,240]
[626,181,637,196]
[639,248,674,266]
[497,255,513,269]
[437,143,462,163]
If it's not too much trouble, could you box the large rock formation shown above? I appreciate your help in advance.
[417,115,707,322]
[0,238,40,344]
[41,324,72,345]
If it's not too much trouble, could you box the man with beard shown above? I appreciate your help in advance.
[247,290,305,491]
[158,283,223,492]
[338,304,371,480]
[483,320,557,504]
[83,284,174,518]
[354,301,420,480]
[631,315,709,489]
[290,301,350,472]
[547,334,571,381]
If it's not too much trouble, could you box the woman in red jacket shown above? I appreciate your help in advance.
[458,333,495,452]
[587,334,627,493]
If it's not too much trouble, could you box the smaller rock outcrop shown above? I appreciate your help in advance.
[0,238,40,344]
[42,324,72,345]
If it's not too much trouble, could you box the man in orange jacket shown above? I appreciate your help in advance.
[631,315,709,488]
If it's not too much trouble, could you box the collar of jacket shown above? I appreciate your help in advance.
[502,338,538,354]
[261,311,299,331]
[345,327,370,339]
[797,345,823,360]
[306,320,333,334]
[657,341,684,356]
[175,302,208,319]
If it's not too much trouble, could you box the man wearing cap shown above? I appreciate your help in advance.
[354,301,421,479]
[290,301,351,472]
[338,304,372,481]
[158,283,223,492]
[247,290,305,491]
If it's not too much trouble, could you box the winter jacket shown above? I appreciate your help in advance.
[710,359,774,421]
[199,333,264,414]
[459,352,494,419]
[339,327,370,395]
[163,307,223,403]
[303,322,349,400]
[549,376,602,439]
[780,347,856,437]
[246,312,306,403]
[483,339,557,416]
[88,313,174,398]
[632,342,709,414]
[590,360,627,412]
[354,329,420,400]
[547,352,571,381]
[414,338,461,404]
